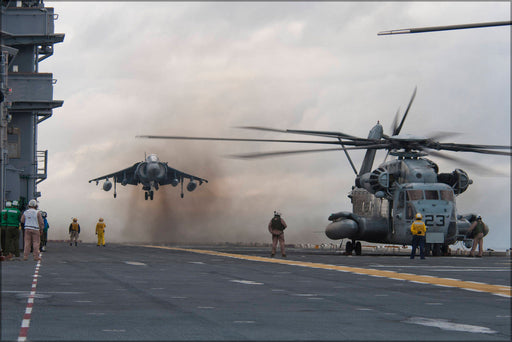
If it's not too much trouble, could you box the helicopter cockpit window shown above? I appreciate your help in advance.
[424,190,439,200]
[407,190,423,201]
[406,203,415,219]
[440,190,454,201]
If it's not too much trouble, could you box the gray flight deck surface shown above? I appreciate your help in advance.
[1,242,510,341]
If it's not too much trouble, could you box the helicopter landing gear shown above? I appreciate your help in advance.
[345,241,353,255]
[144,191,154,200]
[426,243,448,256]
[355,241,362,255]
[345,240,362,255]
[431,243,441,256]
[441,244,449,256]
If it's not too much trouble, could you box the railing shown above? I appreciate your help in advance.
[36,149,47,184]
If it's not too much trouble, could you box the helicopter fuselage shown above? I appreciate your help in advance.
[326,157,474,253]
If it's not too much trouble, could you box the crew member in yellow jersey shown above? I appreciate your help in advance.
[410,213,426,259]
[95,218,106,247]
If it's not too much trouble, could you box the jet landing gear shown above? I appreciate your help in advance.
[344,240,362,256]
[144,190,154,200]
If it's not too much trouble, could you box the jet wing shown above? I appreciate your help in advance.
[161,164,208,185]
[88,163,139,185]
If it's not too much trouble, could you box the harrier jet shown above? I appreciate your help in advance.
[89,154,208,200]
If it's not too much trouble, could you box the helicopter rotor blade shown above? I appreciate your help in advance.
[437,142,512,151]
[393,86,417,136]
[391,107,400,137]
[426,131,463,141]
[137,135,351,145]
[228,144,388,159]
[436,144,512,156]
[234,126,290,134]
[237,126,365,141]
[426,149,508,176]
[378,21,512,35]
[227,148,344,159]
[287,129,364,141]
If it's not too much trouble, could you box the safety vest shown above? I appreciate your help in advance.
[23,208,40,231]
[474,221,485,235]
[1,208,8,226]
[70,222,80,232]
[410,220,426,236]
[5,208,21,227]
[271,217,285,231]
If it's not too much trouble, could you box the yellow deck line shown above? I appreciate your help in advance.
[142,245,511,298]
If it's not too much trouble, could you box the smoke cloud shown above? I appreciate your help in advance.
[37,2,510,249]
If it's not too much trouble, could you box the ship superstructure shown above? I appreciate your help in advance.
[0,0,64,208]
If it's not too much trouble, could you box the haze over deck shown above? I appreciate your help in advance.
[37,2,510,249]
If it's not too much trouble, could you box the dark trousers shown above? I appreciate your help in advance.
[6,226,20,257]
[1,226,6,255]
[411,235,425,259]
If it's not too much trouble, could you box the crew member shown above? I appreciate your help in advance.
[410,213,426,259]
[69,218,80,246]
[468,216,486,257]
[40,211,49,252]
[1,201,10,258]
[4,201,21,260]
[20,199,44,261]
[95,218,106,247]
[268,211,287,257]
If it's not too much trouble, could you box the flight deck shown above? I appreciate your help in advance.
[1,242,510,341]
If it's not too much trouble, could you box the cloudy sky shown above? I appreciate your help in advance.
[37,2,510,250]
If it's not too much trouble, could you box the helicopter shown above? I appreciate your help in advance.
[137,88,511,256]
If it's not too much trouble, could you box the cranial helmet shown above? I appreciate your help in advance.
[28,199,38,208]
[73,218,77,222]
[12,200,18,206]
[41,211,47,218]
[5,201,12,208]
[415,213,423,220]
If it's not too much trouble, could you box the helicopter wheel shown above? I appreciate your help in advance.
[441,244,449,256]
[150,191,154,200]
[345,241,353,255]
[432,243,441,256]
[425,243,432,257]
[144,192,149,200]
[355,241,362,255]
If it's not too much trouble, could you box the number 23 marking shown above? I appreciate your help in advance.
[424,215,445,226]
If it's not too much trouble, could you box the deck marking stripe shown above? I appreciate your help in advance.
[18,255,42,342]
[405,317,497,334]
[142,245,511,298]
